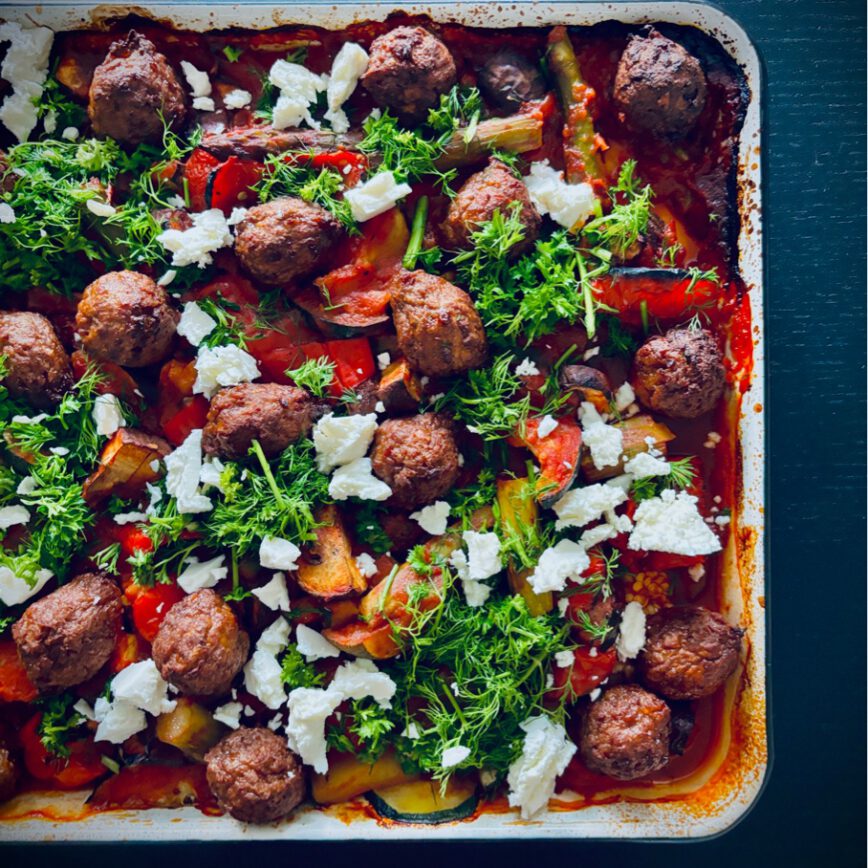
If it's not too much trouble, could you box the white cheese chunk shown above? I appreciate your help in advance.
[313,412,378,472]
[177,554,227,594]
[449,549,492,608]
[523,160,596,230]
[223,88,252,109]
[507,715,577,819]
[536,414,559,439]
[112,511,147,526]
[259,536,301,572]
[462,531,502,580]
[268,59,328,130]
[164,429,213,514]
[0,203,14,223]
[355,552,378,579]
[552,483,627,531]
[628,489,722,556]
[0,24,53,142]
[0,566,52,606]
[285,687,344,773]
[244,619,291,710]
[515,357,540,377]
[92,393,126,437]
[330,659,396,707]
[180,61,212,98]
[554,649,574,669]
[528,540,590,594]
[344,171,412,222]
[0,505,30,529]
[441,745,471,769]
[616,601,647,660]
[409,500,451,535]
[376,352,391,371]
[192,97,216,112]
[251,572,291,611]
[111,659,176,716]
[579,402,623,470]
[157,208,235,268]
[295,624,341,661]
[213,701,243,729]
[613,382,636,412]
[198,457,225,493]
[324,42,369,134]
[157,270,177,287]
[578,523,617,550]
[329,457,392,501]
[623,451,671,479]
[93,696,147,744]
[193,344,259,398]
[177,301,217,347]
[85,198,116,218]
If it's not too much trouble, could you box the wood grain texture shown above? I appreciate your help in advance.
[5,2,864,865]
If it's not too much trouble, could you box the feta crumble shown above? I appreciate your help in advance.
[85,198,116,218]
[251,572,291,611]
[623,451,671,478]
[177,554,227,594]
[552,483,627,530]
[92,393,126,437]
[259,536,302,572]
[157,208,235,268]
[295,624,341,661]
[376,352,391,371]
[324,42,369,133]
[0,566,52,606]
[0,505,29,530]
[0,203,14,223]
[329,457,392,501]
[527,540,590,594]
[213,701,243,729]
[409,500,451,535]
[536,414,559,439]
[177,301,217,347]
[613,382,635,412]
[462,531,502,580]
[355,552,379,579]
[164,429,213,514]
[523,160,596,230]
[579,402,623,470]
[193,344,260,398]
[223,88,253,109]
[344,171,412,222]
[0,24,53,142]
[615,601,647,660]
[628,489,722,556]
[244,618,291,710]
[449,549,492,608]
[180,61,212,98]
[441,745,471,769]
[268,59,328,130]
[515,357,540,377]
[313,412,378,472]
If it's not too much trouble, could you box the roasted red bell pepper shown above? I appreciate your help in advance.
[547,646,617,702]
[207,155,263,215]
[21,714,107,789]
[183,148,221,212]
[162,396,210,446]
[132,581,185,643]
[0,639,38,703]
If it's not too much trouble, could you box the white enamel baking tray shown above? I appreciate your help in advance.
[0,0,767,842]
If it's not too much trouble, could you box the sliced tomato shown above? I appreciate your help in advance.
[132,581,186,643]
[184,148,222,212]
[548,647,618,702]
[0,638,38,703]
[207,156,263,215]
[162,396,210,446]
[21,715,107,789]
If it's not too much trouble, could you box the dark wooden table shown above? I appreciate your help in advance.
[4,0,865,864]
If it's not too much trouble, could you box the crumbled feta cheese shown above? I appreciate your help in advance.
[557,597,570,617]
[295,624,341,661]
[0,24,53,142]
[42,110,57,134]
[589,688,602,702]
[49,446,69,456]
[329,457,392,501]
[324,42,369,134]
[244,619,291,710]
[536,415,558,439]
[331,658,396,707]
[15,477,35,496]
[259,536,301,572]
[449,549,491,607]
[528,540,590,594]
[579,523,617,549]
[583,346,601,361]
[251,572,291,611]
[552,483,627,531]
[614,382,635,412]
[157,208,235,268]
[507,715,577,819]
[409,500,451,535]
[523,160,596,229]
[374,401,386,414]
[157,270,177,287]
[177,554,227,594]
[462,531,502,580]
[112,511,147,526]
[579,402,623,470]
[268,59,328,130]
[376,352,391,371]
[267,712,283,731]
[0,203,14,223]
[193,344,259,398]
[715,514,731,527]
[92,393,126,437]
[93,696,147,744]
[344,171,412,222]
[258,617,291,654]
[0,566,52,606]
[223,88,252,109]
[628,490,722,556]
[355,552,378,578]
[616,601,647,660]
[688,563,706,582]
[402,722,420,740]
[72,698,95,721]
[177,301,217,347]
[192,97,216,112]
[164,429,213,514]
[198,457,225,493]
[515,357,540,377]
[111,659,176,716]
[180,61,212,98]
[0,505,30,529]
[554,649,574,669]
[624,451,671,479]
[213,701,243,729]
[61,126,79,141]
[313,412,378,472]
[441,745,471,769]
[85,198,116,218]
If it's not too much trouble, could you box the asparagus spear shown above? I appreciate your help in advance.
[546,25,605,185]
[435,113,543,170]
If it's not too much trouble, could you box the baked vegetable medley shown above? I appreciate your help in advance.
[0,16,753,825]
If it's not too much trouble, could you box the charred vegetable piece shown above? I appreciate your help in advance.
[155,698,227,762]
[368,776,478,824]
[513,415,583,508]
[496,477,553,616]
[559,364,612,413]
[580,414,675,482]
[296,504,367,599]
[81,429,171,505]
[377,358,423,413]
[88,764,217,811]
[311,750,419,805]
[435,113,543,170]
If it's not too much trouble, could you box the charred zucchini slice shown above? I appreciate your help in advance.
[367,776,479,824]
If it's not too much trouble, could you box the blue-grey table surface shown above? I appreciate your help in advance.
[3,0,866,865]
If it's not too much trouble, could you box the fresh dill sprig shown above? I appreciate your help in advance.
[354,502,393,555]
[448,467,497,529]
[285,356,336,398]
[196,295,250,349]
[630,456,698,502]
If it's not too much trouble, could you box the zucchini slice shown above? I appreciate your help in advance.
[367,776,479,825]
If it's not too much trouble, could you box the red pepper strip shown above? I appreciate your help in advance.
[547,647,618,701]
[0,639,38,703]
[132,581,186,643]
[21,714,107,789]
[207,156,263,215]
[183,149,221,211]
[162,396,210,447]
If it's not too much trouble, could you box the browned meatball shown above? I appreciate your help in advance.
[152,589,249,697]
[0,746,19,803]
[12,573,122,695]
[88,31,187,147]
[0,312,72,408]
[361,26,457,123]
[390,270,487,377]
[76,271,178,368]
[632,327,725,418]
[478,48,546,112]
[205,727,305,823]
[639,606,742,700]
[370,413,460,509]
[202,383,314,460]
[580,684,671,780]
[613,28,707,139]
[442,158,541,254]
[234,197,341,286]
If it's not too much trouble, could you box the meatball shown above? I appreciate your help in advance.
[639,606,742,700]
[12,573,122,694]
[202,383,314,460]
[76,271,178,368]
[613,28,707,139]
[0,746,19,803]
[0,312,72,408]
[580,684,671,780]
[361,26,457,123]
[442,158,541,254]
[389,270,487,377]
[632,327,725,419]
[478,48,546,112]
[152,589,249,697]
[234,197,341,286]
[88,30,187,147]
[205,727,305,823]
[370,413,460,509]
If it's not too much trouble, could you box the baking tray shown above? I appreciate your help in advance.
[0,0,767,842]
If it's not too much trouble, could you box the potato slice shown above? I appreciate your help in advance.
[296,504,367,599]
[82,428,171,504]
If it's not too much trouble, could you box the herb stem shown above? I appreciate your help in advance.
[250,440,283,504]
[402,195,429,270]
